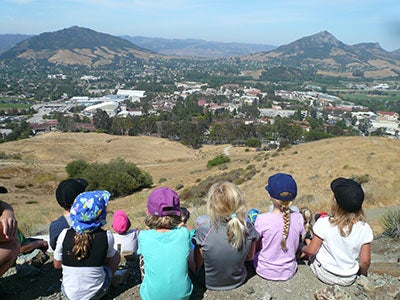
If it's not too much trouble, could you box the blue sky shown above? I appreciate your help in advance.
[1,0,399,51]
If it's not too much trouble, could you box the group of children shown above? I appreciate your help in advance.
[4,171,372,300]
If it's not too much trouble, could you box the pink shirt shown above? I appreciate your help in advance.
[254,211,305,281]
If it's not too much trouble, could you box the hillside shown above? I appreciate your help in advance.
[121,36,277,58]
[244,31,400,79]
[0,132,399,235]
[0,26,157,66]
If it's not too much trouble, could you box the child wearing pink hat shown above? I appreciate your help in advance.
[112,210,139,254]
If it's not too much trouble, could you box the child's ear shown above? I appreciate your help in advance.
[145,210,150,216]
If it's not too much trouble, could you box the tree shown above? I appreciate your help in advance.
[93,109,111,132]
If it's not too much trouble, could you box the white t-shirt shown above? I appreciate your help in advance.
[113,229,139,253]
[54,228,116,300]
[313,217,373,276]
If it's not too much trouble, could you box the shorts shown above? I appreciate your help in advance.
[61,266,112,300]
[310,257,357,286]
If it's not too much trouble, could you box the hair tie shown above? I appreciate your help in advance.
[230,213,237,219]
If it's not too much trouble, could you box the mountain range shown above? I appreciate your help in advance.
[1,26,399,79]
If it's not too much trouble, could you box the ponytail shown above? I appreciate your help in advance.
[280,205,291,250]
[73,232,92,260]
[227,214,247,249]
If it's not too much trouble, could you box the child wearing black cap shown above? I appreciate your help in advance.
[302,177,373,286]
[253,173,306,281]
[49,178,88,250]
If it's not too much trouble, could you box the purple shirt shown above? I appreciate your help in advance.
[253,211,305,281]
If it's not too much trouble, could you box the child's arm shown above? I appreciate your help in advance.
[301,234,323,256]
[358,243,371,276]
[246,240,256,261]
[0,201,17,240]
[53,259,62,269]
[20,239,48,254]
[193,244,204,269]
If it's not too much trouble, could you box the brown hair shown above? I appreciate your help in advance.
[329,199,366,237]
[271,198,292,250]
[145,214,182,230]
[72,232,92,260]
[207,181,248,249]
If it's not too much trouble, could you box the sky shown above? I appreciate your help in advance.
[1,0,399,51]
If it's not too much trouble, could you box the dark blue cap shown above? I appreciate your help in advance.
[265,173,297,201]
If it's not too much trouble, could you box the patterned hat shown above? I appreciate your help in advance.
[70,190,110,234]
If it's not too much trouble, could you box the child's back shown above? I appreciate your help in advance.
[253,173,305,281]
[254,210,304,280]
[138,226,192,299]
[137,187,192,300]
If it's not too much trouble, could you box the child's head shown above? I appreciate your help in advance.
[265,173,297,203]
[330,177,364,213]
[70,190,110,234]
[265,173,298,251]
[145,187,182,229]
[330,177,366,236]
[206,181,247,249]
[112,210,131,234]
[56,178,88,211]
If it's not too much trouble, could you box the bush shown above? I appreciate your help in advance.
[66,159,89,178]
[65,158,153,197]
[380,210,400,238]
[244,138,261,148]
[207,154,230,168]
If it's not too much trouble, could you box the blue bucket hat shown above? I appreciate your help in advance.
[70,190,110,234]
[266,173,297,201]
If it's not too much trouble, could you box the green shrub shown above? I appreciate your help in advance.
[65,158,153,197]
[244,138,261,148]
[351,174,370,184]
[207,154,230,168]
[380,210,400,238]
[66,159,89,177]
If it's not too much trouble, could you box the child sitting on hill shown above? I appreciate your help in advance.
[137,187,193,300]
[49,178,88,250]
[253,173,306,281]
[53,190,120,300]
[112,210,139,254]
[193,181,259,290]
[302,178,373,286]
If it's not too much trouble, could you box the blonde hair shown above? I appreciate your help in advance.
[329,199,366,237]
[145,214,182,230]
[300,207,313,238]
[207,181,248,249]
[271,198,293,251]
[73,232,92,260]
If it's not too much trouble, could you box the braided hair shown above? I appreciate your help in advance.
[271,199,292,251]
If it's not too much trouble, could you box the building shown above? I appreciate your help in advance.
[116,90,146,102]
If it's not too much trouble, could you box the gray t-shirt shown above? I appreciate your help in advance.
[193,220,258,290]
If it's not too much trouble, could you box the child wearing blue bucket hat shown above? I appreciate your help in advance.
[53,190,120,300]
[253,173,306,281]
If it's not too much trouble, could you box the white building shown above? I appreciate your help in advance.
[82,101,119,117]
[117,90,146,102]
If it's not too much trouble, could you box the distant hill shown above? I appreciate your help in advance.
[0,34,34,54]
[244,31,400,79]
[121,35,277,58]
[0,26,157,66]
[392,48,400,59]
[1,28,399,78]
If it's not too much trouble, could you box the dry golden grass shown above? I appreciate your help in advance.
[0,132,399,235]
